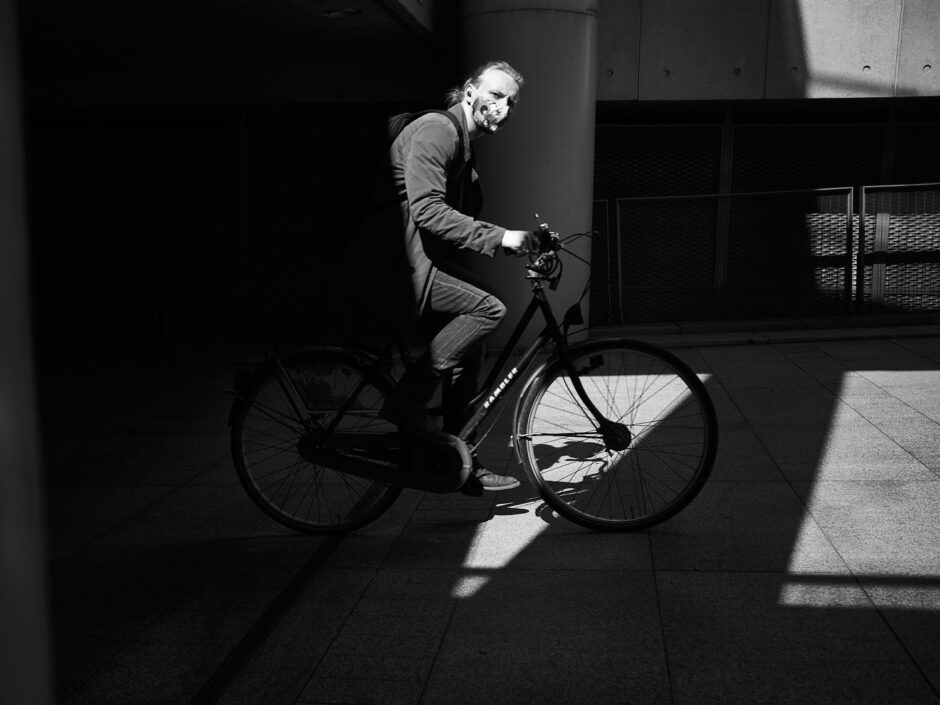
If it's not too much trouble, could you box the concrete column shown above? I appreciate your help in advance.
[0,0,54,702]
[459,0,598,347]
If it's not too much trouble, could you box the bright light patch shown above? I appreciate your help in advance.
[450,573,490,599]
[780,369,940,610]
[449,366,713,599]
[779,578,940,610]
[778,580,872,608]
[450,500,550,599]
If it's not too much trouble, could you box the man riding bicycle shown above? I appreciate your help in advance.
[356,60,535,493]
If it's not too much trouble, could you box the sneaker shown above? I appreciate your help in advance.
[461,456,520,495]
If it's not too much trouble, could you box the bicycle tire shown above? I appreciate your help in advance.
[230,348,403,534]
[514,339,718,531]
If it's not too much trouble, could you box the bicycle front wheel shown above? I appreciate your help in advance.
[230,348,403,534]
[515,340,717,531]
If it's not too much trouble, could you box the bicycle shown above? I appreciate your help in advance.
[228,220,718,533]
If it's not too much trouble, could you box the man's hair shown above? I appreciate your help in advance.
[445,60,525,107]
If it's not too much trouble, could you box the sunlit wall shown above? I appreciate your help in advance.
[597,0,939,101]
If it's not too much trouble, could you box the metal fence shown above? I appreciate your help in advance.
[859,183,940,314]
[591,187,855,325]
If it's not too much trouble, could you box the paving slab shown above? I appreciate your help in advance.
[40,332,940,705]
[424,569,669,705]
[658,571,939,705]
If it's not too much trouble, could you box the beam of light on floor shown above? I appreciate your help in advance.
[451,499,551,599]
[450,366,715,600]
[779,576,940,610]
[780,368,940,610]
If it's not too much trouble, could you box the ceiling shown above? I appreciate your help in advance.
[17,0,432,51]
[16,0,456,109]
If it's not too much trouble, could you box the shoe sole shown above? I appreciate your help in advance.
[480,479,521,491]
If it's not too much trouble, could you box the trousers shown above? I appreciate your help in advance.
[401,268,506,434]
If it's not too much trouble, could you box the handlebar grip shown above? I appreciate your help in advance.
[535,226,560,253]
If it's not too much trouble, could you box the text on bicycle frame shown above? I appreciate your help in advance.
[483,367,519,409]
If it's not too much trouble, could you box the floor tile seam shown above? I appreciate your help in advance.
[183,533,352,705]
[712,374,792,487]
[791,477,940,486]
[646,530,676,705]
[783,498,929,593]
[653,568,838,576]
[782,344,858,396]
[853,370,940,393]
[375,564,658,574]
[52,482,203,564]
[852,581,940,700]
[341,497,449,652]
[416,596,459,705]
[310,657,435,681]
[656,330,940,351]
[58,611,165,705]
[177,453,235,482]
[892,337,940,367]
[661,655,935,670]
[225,539,377,705]
[847,421,939,471]
[712,381,831,392]
[819,379,940,465]
[719,407,852,575]
[301,674,431,685]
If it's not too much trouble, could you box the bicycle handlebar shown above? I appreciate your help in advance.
[534,221,561,253]
[523,217,596,288]
[524,219,563,284]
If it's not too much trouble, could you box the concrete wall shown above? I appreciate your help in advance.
[597,0,940,100]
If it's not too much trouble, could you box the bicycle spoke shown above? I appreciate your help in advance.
[518,342,716,530]
[232,350,402,533]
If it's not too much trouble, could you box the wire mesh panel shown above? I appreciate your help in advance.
[860,184,940,313]
[594,125,722,198]
[591,189,853,325]
[894,125,940,185]
[614,196,718,323]
[732,124,882,192]
[724,189,853,318]
[590,199,615,325]
[589,113,940,324]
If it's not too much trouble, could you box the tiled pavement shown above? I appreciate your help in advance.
[39,325,940,704]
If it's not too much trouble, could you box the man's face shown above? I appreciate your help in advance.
[467,68,520,135]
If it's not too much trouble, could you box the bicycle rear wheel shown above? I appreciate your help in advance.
[515,339,717,531]
[230,348,403,534]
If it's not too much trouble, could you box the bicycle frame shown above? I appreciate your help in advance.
[456,276,620,448]
[242,232,622,468]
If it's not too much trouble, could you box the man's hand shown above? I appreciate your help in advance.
[501,229,536,255]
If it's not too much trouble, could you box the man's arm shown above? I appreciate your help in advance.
[402,120,505,256]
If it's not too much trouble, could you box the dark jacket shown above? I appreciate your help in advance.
[355,104,504,337]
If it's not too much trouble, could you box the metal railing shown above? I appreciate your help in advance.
[591,187,855,325]
[858,183,940,314]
